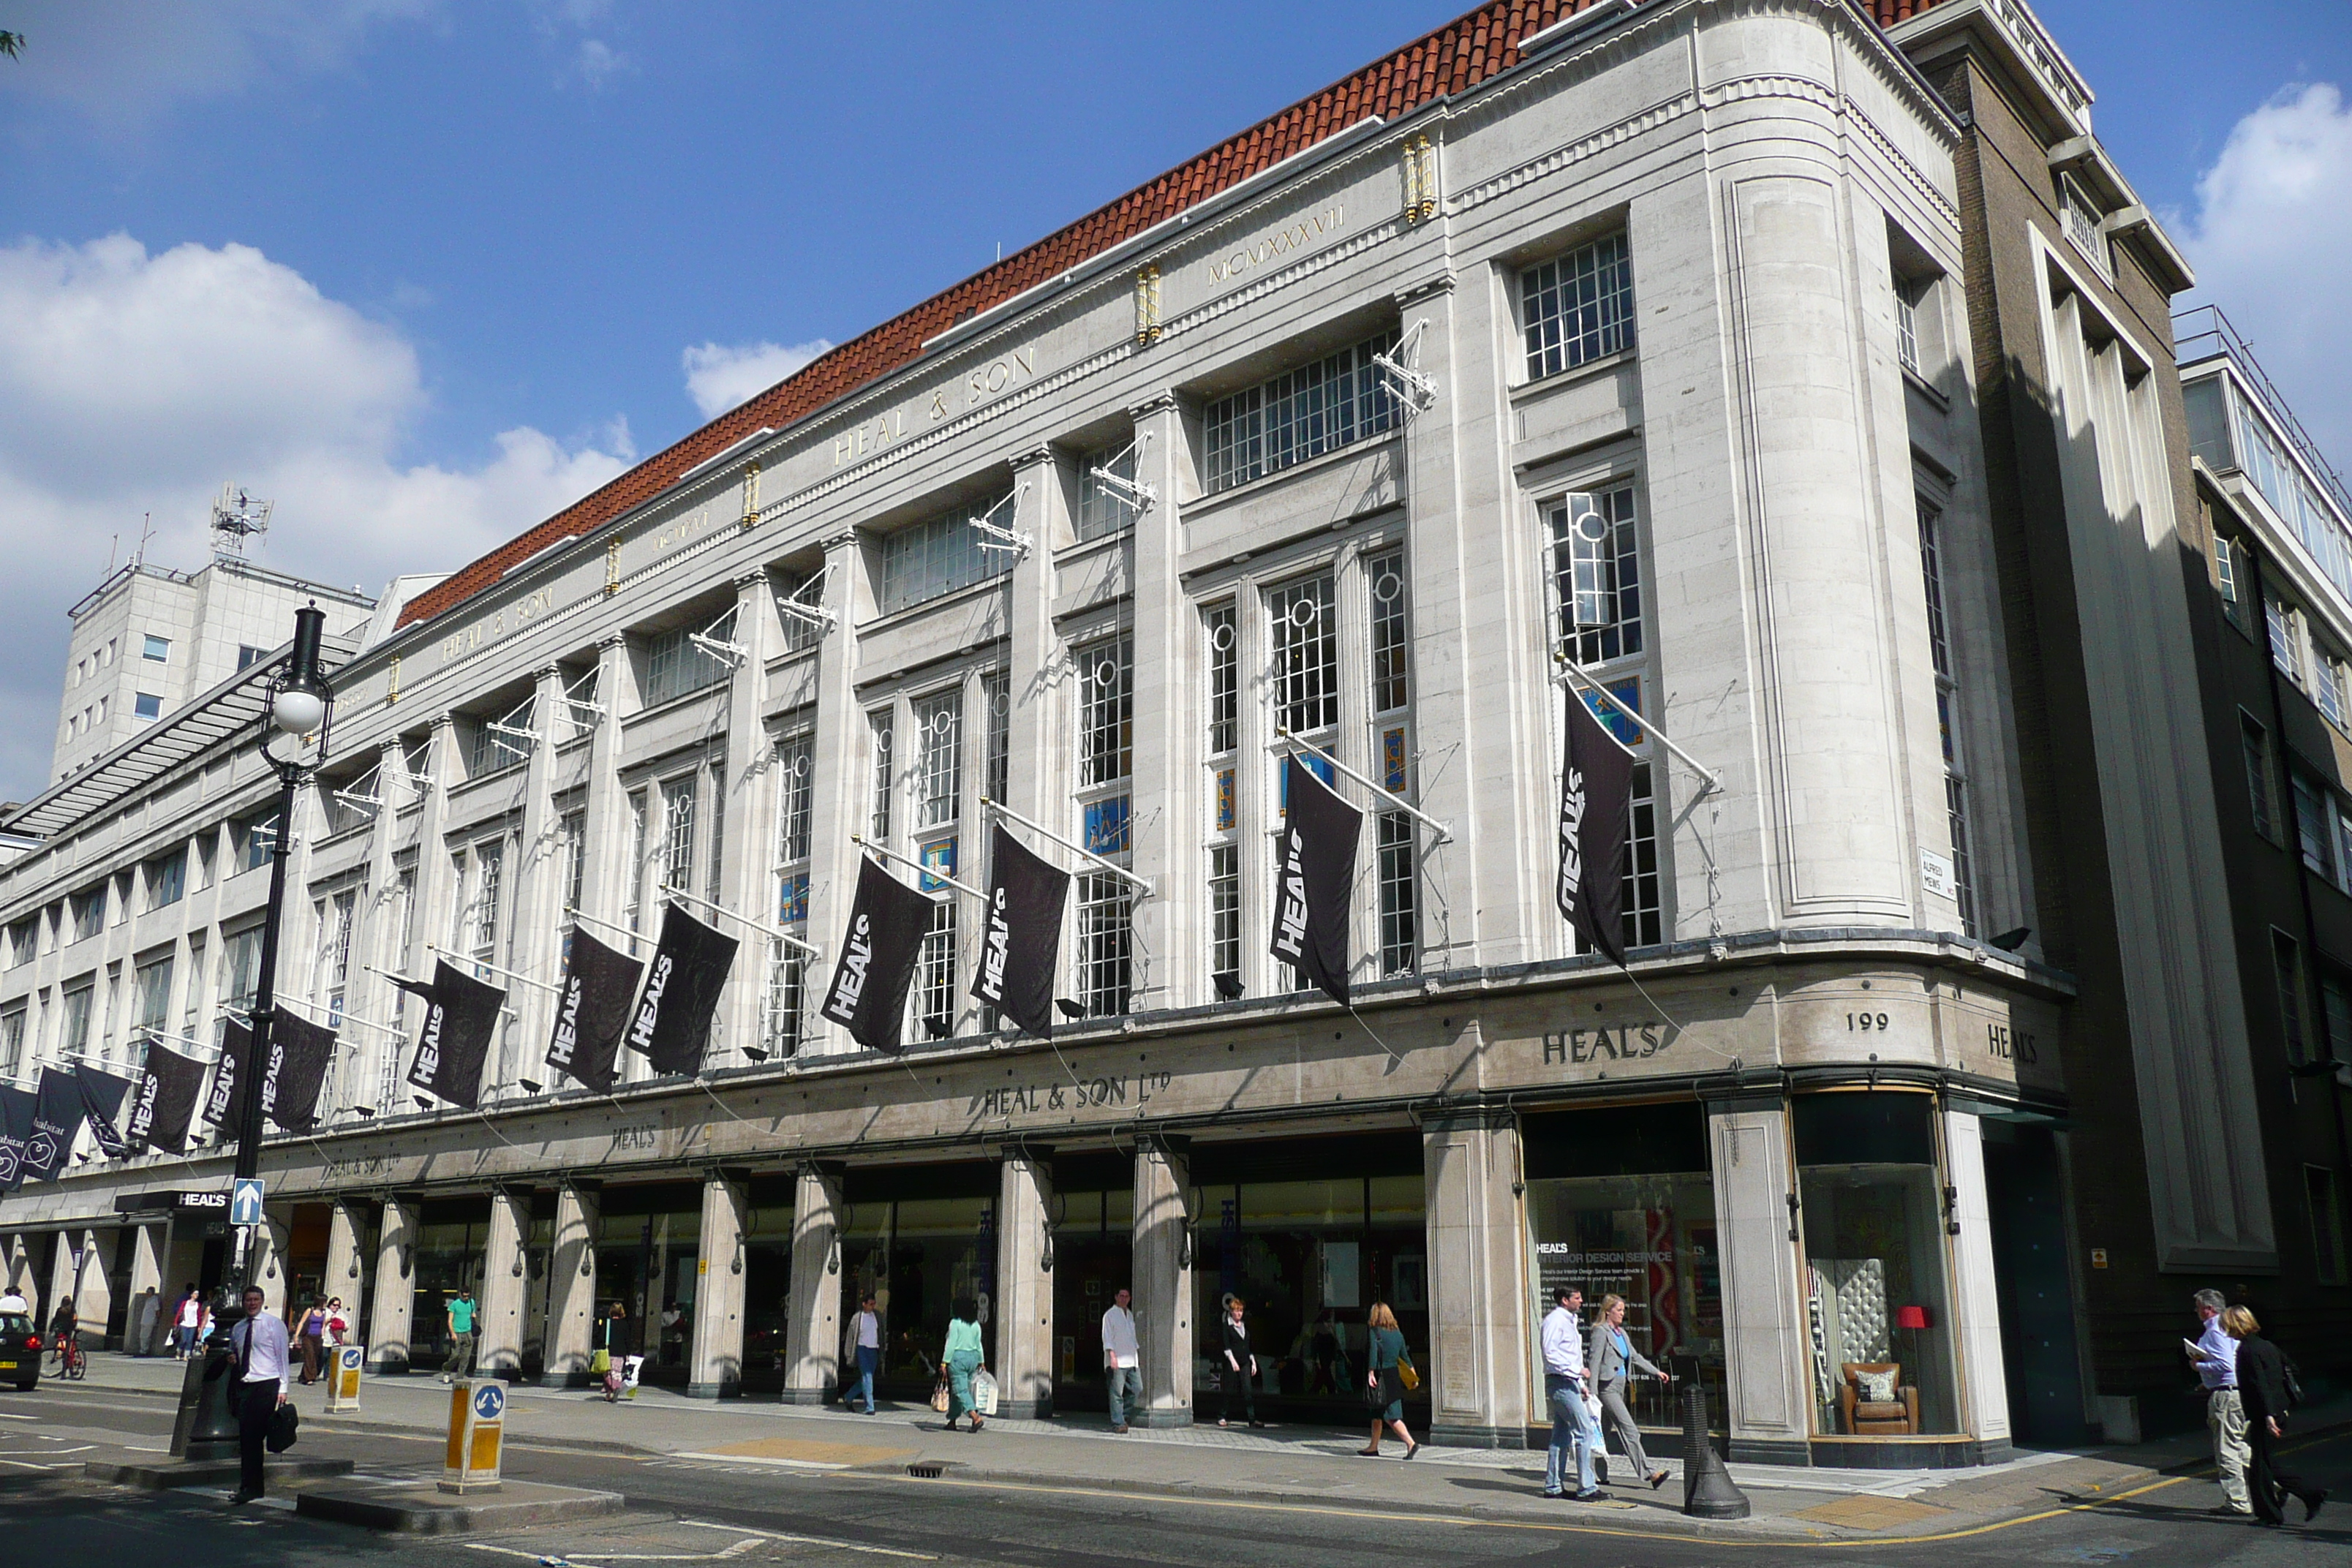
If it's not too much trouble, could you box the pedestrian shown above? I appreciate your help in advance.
[325,1297,350,1347]
[0,1282,24,1314]
[939,1297,987,1433]
[1538,1284,1601,1499]
[847,1291,881,1414]
[1359,1302,1418,1459]
[225,1284,289,1507]
[1218,1294,1264,1428]
[295,1297,325,1384]
[1588,1293,1673,1490]
[440,1287,477,1383]
[2223,1306,2326,1528]
[1101,1286,1141,1433]
[2186,1288,2250,1515]
[174,1283,203,1359]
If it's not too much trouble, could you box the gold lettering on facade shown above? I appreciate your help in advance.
[1207,204,1346,285]
[604,538,622,596]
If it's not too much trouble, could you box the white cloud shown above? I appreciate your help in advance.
[681,339,833,421]
[3,0,440,129]
[2182,83,2352,470]
[0,234,631,802]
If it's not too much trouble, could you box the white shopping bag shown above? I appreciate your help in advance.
[972,1369,1000,1416]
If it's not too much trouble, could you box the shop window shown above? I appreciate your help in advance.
[839,1190,998,1397]
[1793,1093,1962,1436]
[1522,1104,1723,1428]
[592,1198,706,1383]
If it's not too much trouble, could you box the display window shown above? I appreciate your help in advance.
[1050,1181,1134,1407]
[1520,1103,1724,1430]
[594,1199,701,1382]
[740,1191,796,1390]
[408,1210,486,1363]
[840,1191,998,1396]
[1793,1091,1962,1437]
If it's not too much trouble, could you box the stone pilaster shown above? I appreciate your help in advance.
[687,1169,750,1398]
[367,1194,418,1373]
[1132,1135,1193,1427]
[716,573,780,1066]
[1707,1098,1812,1463]
[1943,1109,2013,1458]
[995,1152,1054,1418]
[800,536,867,1056]
[547,1182,601,1386]
[322,1200,365,1341]
[1421,1107,1533,1447]
[781,1162,845,1403]
[1003,447,1062,832]
[477,1188,528,1377]
[497,665,569,1093]
[1126,394,1191,1009]
[75,1228,113,1345]
[126,1220,166,1354]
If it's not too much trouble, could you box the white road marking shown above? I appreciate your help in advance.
[673,1452,849,1471]
[0,1459,56,1469]
[679,1520,937,1560]
[0,1411,37,1420]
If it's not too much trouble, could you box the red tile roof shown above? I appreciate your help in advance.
[396,0,1944,631]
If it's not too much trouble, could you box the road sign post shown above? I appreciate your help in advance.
[229,1179,265,1229]
[326,1343,364,1414]
[441,1377,505,1493]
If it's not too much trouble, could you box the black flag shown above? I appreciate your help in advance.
[1558,686,1635,968]
[201,1019,246,1129]
[407,960,506,1110]
[264,1012,337,1133]
[126,1045,206,1156]
[1269,755,1361,1007]
[819,858,934,1053]
[0,1082,33,1192]
[548,929,643,1093]
[23,1066,83,1182]
[74,1063,136,1158]
[623,905,738,1077]
[971,825,1069,1039]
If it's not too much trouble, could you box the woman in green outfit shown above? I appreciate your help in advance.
[1359,1302,1420,1459]
[940,1300,988,1433]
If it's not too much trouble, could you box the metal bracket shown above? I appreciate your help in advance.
[1087,433,1157,513]
[1372,320,1438,414]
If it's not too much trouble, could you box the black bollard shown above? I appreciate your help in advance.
[167,1297,246,1461]
[1681,1382,1751,1519]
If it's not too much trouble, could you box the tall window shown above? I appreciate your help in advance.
[880,489,1017,614]
[644,611,736,705]
[2298,773,2338,879]
[1551,486,1643,664]
[1367,547,1418,973]
[2268,596,2304,686]
[916,690,964,829]
[462,840,505,969]
[2214,534,2249,632]
[660,777,697,892]
[219,926,264,1040]
[1267,575,1339,740]
[560,809,587,914]
[2276,930,2308,1065]
[624,790,649,943]
[1205,604,1238,756]
[1208,843,1240,1000]
[2244,715,2278,841]
[868,710,894,840]
[1202,331,1401,494]
[59,981,94,1058]
[1895,274,1922,374]
[1522,232,1635,379]
[1074,636,1134,1015]
[1377,812,1417,976]
[315,890,355,1024]
[910,689,965,1040]
[133,954,173,1044]
[1205,602,1242,1000]
[1077,440,1141,540]
[0,1008,23,1077]
[774,569,826,655]
[1624,764,1663,950]
[767,734,814,1059]
[983,671,1010,807]
[1918,500,1979,936]
[916,900,958,1041]
[70,886,105,943]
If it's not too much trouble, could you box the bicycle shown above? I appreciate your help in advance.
[47,1335,85,1380]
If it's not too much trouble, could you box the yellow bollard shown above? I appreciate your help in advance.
[326,1343,364,1413]
[440,1378,506,1493]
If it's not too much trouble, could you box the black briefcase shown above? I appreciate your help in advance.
[265,1400,299,1454]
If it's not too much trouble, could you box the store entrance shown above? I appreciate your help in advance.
[1048,1154,1135,1413]
[838,1162,999,1406]
[592,1181,702,1387]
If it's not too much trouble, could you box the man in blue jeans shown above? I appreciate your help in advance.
[1539,1284,1601,1500]
[848,1292,881,1414]
[1101,1287,1141,1433]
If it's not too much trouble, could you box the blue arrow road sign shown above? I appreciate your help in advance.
[472,1382,505,1421]
[229,1179,265,1227]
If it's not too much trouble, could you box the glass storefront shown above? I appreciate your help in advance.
[594,1184,701,1384]
[1049,1163,1133,1411]
[1522,1103,1725,1432]
[839,1164,999,1401]
[409,1198,490,1364]
[1188,1134,1428,1425]
[740,1178,796,1392]
[1795,1092,1961,1437]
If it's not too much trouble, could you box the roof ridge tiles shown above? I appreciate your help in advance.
[395,0,1940,634]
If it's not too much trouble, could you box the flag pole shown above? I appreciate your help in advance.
[981,796,1153,894]
[1272,729,1452,842]
[1554,654,1720,794]
[657,886,821,959]
[851,833,986,900]
[562,905,642,947]
[424,942,565,995]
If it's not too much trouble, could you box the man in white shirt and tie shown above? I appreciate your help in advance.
[1539,1284,1601,1501]
[227,1285,290,1506]
[1101,1287,1141,1433]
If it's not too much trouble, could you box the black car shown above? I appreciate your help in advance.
[0,1313,39,1390]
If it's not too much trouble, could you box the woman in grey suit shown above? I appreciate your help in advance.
[1588,1294,1673,1490]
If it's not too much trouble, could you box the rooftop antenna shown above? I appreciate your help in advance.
[210,483,274,559]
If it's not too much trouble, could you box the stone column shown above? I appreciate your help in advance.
[253,1210,290,1317]
[477,1188,528,1378]
[1126,393,1193,1009]
[1707,1098,1813,1463]
[995,1151,1054,1419]
[687,1169,750,1398]
[409,713,461,990]
[323,1200,366,1343]
[8,1235,41,1321]
[75,1228,113,1346]
[781,1163,844,1403]
[368,1194,418,1373]
[127,1221,165,1354]
[800,534,867,1056]
[498,664,569,1092]
[1421,1109,1534,1447]
[1003,447,1062,831]
[715,574,780,1065]
[47,1232,75,1331]
[1132,1136,1193,1428]
[1942,1109,2013,1459]
[547,1182,601,1387]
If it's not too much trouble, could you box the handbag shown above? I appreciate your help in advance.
[930,1376,951,1414]
[1396,1352,1420,1394]
[590,1347,611,1375]
[973,1369,1000,1416]
[265,1400,299,1454]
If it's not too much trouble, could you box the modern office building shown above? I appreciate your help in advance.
[0,0,2333,1464]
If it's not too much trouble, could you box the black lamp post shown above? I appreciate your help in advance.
[170,604,333,1461]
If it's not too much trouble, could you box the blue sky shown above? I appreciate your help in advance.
[0,0,2348,803]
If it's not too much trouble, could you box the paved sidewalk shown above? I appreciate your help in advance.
[34,1350,2332,1542]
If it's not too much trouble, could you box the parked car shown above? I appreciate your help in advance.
[0,1313,39,1391]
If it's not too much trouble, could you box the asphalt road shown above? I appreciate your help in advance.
[1,1381,2346,1568]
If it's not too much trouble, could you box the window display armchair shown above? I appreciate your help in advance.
[1839,1362,1919,1435]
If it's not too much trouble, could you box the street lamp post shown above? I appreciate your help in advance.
[170,604,334,1461]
